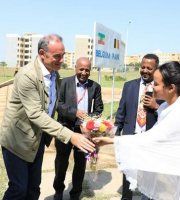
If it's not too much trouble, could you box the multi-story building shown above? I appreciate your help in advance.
[125,55,141,65]
[126,51,180,66]
[74,35,125,68]
[74,35,93,64]
[64,51,75,68]
[154,50,180,65]
[6,33,43,67]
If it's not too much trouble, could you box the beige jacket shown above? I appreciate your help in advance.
[0,57,73,162]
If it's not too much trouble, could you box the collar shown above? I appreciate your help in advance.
[38,57,51,77]
[140,78,154,85]
[75,76,88,86]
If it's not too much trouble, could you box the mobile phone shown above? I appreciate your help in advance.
[145,91,153,97]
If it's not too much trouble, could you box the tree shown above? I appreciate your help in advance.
[61,63,67,69]
[134,62,141,71]
[0,61,7,76]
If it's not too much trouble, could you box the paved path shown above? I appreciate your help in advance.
[40,145,141,200]
[0,84,141,200]
[40,145,122,200]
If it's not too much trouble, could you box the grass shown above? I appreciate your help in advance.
[0,148,8,199]
[102,101,119,119]
[0,67,140,86]
[0,67,14,83]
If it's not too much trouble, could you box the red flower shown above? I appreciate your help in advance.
[86,120,95,130]
[102,121,112,131]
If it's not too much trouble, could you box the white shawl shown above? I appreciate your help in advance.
[114,96,180,200]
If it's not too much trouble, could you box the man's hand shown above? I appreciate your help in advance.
[76,110,87,120]
[143,95,159,110]
[70,133,95,153]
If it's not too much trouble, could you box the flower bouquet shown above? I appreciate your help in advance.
[80,116,117,172]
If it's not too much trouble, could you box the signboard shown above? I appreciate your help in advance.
[93,22,121,68]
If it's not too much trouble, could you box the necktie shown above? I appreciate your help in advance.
[137,83,151,127]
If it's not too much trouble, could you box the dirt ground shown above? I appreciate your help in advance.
[101,87,122,103]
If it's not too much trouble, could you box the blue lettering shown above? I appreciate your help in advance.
[95,50,97,57]
[112,53,119,60]
[96,50,110,59]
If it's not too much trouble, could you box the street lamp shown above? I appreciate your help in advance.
[124,21,131,79]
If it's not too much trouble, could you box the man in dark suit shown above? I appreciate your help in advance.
[53,57,103,200]
[115,54,163,200]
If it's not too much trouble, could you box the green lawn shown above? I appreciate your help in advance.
[0,67,140,86]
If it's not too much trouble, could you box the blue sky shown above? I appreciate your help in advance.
[0,0,180,62]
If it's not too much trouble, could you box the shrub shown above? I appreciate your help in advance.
[104,75,126,81]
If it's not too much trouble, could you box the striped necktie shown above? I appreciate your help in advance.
[137,83,151,127]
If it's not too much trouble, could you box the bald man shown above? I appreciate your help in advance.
[53,57,103,200]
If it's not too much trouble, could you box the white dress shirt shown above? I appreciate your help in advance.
[75,76,88,125]
[38,57,57,117]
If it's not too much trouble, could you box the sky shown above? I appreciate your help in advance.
[0,0,180,62]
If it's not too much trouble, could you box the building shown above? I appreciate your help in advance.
[74,35,93,64]
[64,51,75,69]
[126,51,180,66]
[153,50,180,65]
[125,55,141,65]
[6,33,43,67]
[74,35,125,69]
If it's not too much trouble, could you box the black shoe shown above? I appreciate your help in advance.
[70,197,79,200]
[53,193,63,200]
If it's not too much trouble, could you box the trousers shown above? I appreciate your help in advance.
[2,134,45,200]
[53,126,86,198]
[121,174,151,200]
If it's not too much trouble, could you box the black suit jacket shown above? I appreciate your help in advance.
[57,75,104,131]
[115,78,163,135]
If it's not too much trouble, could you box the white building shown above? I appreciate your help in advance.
[6,33,43,67]
[74,35,93,64]
[64,51,75,69]
[126,51,180,66]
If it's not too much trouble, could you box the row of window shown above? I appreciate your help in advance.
[87,51,93,55]
[18,38,32,42]
[18,44,31,48]
[88,39,93,43]
[17,50,31,53]
[17,55,31,59]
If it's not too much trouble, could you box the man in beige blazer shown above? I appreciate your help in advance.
[0,34,95,200]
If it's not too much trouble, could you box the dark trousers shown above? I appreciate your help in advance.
[122,174,151,200]
[53,126,86,198]
[121,174,132,200]
[2,134,45,200]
